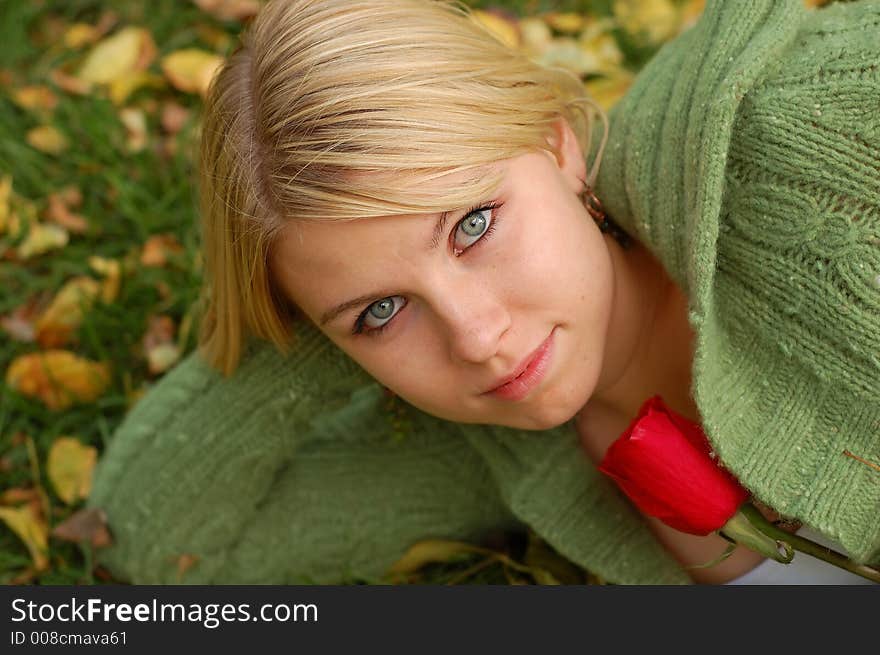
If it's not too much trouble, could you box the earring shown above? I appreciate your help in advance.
[579,182,632,250]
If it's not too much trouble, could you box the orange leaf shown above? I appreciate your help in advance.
[5,350,112,411]
[143,314,181,375]
[45,192,89,234]
[0,294,44,343]
[140,233,184,267]
[11,85,59,113]
[50,69,92,96]
[193,0,262,22]
[175,553,200,581]
[160,101,191,135]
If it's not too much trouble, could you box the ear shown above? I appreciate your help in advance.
[544,117,587,195]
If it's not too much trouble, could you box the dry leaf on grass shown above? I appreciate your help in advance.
[52,507,112,549]
[140,233,184,267]
[175,553,200,581]
[0,504,49,571]
[5,350,112,411]
[119,107,148,152]
[88,256,121,303]
[47,437,98,505]
[45,190,89,234]
[34,276,99,347]
[26,125,69,155]
[0,294,45,343]
[142,315,182,375]
[77,26,157,86]
[11,85,58,113]
[193,0,262,21]
[160,49,224,97]
[17,223,69,259]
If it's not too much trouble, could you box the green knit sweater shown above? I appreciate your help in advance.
[87,0,880,584]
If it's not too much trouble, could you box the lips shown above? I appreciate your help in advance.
[483,328,556,401]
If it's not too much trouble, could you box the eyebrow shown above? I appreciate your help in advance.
[318,209,451,327]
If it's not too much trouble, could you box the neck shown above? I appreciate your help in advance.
[586,235,698,423]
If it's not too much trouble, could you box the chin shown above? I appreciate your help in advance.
[492,402,580,432]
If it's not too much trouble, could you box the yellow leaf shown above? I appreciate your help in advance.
[160,49,224,97]
[34,276,100,347]
[64,23,98,49]
[519,17,552,58]
[5,350,112,411]
[108,71,165,106]
[386,539,485,576]
[613,0,681,45]
[47,437,98,505]
[584,68,634,111]
[470,10,520,49]
[0,175,11,235]
[77,26,157,85]
[545,12,585,34]
[88,256,121,303]
[0,504,49,571]
[11,85,59,113]
[119,107,148,152]
[17,223,69,259]
[26,125,69,155]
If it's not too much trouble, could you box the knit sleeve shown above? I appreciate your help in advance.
[87,321,517,584]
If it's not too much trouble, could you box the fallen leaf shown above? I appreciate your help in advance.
[584,68,634,111]
[195,23,233,51]
[0,294,45,343]
[50,69,92,96]
[51,507,112,548]
[5,350,112,411]
[160,101,190,135]
[0,174,12,234]
[17,223,69,259]
[193,0,262,21]
[109,70,165,106]
[612,0,681,45]
[45,192,89,234]
[0,504,49,571]
[519,17,553,58]
[119,107,148,152]
[88,256,121,303]
[545,12,585,34]
[176,553,200,581]
[47,437,98,505]
[77,26,157,85]
[386,539,485,576]
[0,487,42,505]
[63,23,99,49]
[143,315,182,375]
[470,10,520,49]
[11,85,58,113]
[141,233,184,267]
[26,125,69,155]
[160,49,224,96]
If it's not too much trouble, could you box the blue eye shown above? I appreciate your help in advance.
[355,296,407,334]
[352,201,503,336]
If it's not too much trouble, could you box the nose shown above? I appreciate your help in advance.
[434,276,511,364]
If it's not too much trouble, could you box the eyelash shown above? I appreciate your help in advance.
[352,201,503,337]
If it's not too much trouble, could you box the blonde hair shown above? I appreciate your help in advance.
[196,0,607,376]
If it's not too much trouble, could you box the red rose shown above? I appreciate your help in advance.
[597,395,749,535]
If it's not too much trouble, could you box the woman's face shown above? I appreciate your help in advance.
[270,122,616,430]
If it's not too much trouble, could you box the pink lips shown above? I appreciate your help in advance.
[484,328,556,401]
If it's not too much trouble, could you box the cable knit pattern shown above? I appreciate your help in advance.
[593,0,880,563]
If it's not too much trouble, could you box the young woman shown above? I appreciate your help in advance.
[87,0,880,584]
